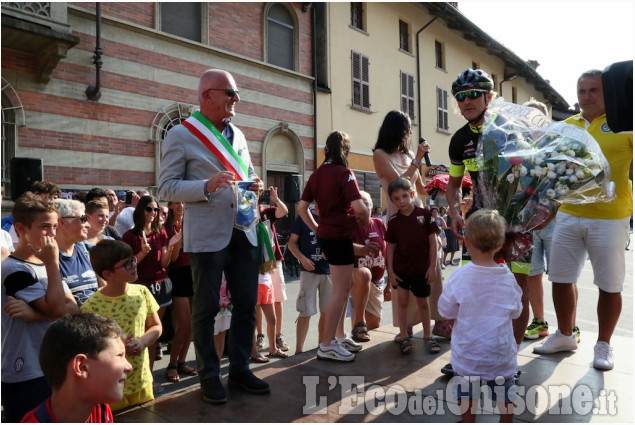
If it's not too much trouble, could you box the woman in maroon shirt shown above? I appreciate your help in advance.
[298,131,369,362]
[122,196,180,390]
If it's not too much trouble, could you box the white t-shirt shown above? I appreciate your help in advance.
[1,229,14,253]
[114,207,135,236]
[438,262,522,380]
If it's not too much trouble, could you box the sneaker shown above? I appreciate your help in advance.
[513,369,521,383]
[441,363,454,376]
[524,318,549,340]
[256,333,264,350]
[228,371,271,394]
[201,376,227,404]
[276,333,289,352]
[573,325,581,344]
[336,334,362,353]
[593,341,614,370]
[533,329,577,354]
[317,340,355,362]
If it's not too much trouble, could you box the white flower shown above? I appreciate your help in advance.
[567,150,576,157]
[517,140,532,150]
[534,156,544,166]
[540,198,550,205]
[569,175,579,183]
[530,169,536,176]
[547,163,555,171]
[520,166,528,176]
[547,171,557,179]
[575,170,585,179]
[566,168,574,175]
[506,174,515,183]
[557,163,567,174]
[546,189,556,198]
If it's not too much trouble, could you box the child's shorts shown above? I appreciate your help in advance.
[454,376,518,404]
[396,274,430,298]
[145,278,173,308]
[257,273,274,305]
[296,272,332,317]
[110,385,153,411]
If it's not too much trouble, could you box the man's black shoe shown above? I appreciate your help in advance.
[201,376,227,404]
[228,371,270,394]
[441,363,454,376]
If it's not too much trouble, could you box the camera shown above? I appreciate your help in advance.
[260,189,271,204]
[125,191,133,205]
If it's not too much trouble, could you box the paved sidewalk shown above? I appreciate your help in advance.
[116,325,632,423]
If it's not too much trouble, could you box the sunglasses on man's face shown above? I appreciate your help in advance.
[455,90,486,102]
[206,88,239,98]
[62,215,88,223]
[145,207,160,213]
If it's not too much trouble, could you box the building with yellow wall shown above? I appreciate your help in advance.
[314,2,569,209]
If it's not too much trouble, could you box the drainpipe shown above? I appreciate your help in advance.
[85,2,102,101]
[415,4,448,143]
[311,3,318,171]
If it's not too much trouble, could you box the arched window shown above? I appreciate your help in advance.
[2,78,24,198]
[266,3,295,71]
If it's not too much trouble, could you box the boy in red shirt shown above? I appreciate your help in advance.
[385,178,440,355]
[21,314,132,423]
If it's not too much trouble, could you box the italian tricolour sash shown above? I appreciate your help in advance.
[182,111,248,181]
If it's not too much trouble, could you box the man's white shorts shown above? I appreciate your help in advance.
[296,272,332,317]
[271,261,287,302]
[548,211,630,293]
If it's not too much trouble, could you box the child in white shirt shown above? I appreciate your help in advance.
[438,209,522,423]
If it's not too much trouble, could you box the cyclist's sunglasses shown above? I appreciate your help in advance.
[455,90,486,102]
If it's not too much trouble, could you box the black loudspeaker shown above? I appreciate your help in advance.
[602,60,633,133]
[10,157,43,201]
[284,174,301,203]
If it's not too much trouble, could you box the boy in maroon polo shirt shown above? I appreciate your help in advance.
[385,178,441,355]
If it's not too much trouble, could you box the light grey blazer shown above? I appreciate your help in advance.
[158,122,259,253]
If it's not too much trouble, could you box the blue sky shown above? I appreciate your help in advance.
[458,1,634,108]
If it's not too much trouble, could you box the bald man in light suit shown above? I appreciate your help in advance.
[159,69,269,404]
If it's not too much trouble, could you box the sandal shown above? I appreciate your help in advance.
[177,361,198,376]
[152,381,164,394]
[399,338,413,354]
[267,348,288,358]
[166,363,180,382]
[426,337,441,354]
[249,353,270,363]
[351,322,370,342]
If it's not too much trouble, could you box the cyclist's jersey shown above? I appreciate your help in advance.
[448,113,508,209]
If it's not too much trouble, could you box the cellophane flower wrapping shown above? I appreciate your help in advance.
[476,99,614,259]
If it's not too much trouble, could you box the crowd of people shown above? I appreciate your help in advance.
[1,66,630,423]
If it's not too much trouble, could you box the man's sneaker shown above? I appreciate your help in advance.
[524,318,549,340]
[276,333,289,352]
[256,334,265,350]
[228,371,270,394]
[533,329,577,354]
[336,334,362,353]
[573,325,581,344]
[513,369,521,383]
[593,341,614,370]
[317,340,355,362]
[441,363,454,376]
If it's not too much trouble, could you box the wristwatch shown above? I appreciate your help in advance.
[412,158,422,167]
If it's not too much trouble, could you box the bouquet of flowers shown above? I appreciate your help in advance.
[477,99,615,259]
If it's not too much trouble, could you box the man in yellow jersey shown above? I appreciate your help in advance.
[444,69,530,380]
[533,70,633,370]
